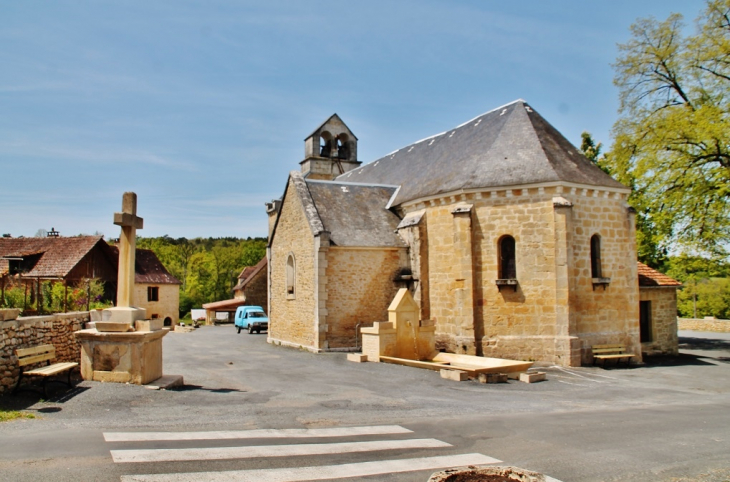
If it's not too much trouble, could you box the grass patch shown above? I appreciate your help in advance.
[0,410,35,422]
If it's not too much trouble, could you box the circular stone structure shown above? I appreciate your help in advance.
[428,466,545,482]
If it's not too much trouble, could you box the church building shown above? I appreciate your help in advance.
[266,101,677,366]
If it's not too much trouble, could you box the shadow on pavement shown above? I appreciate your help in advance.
[678,336,730,352]
[170,384,245,394]
[643,353,717,367]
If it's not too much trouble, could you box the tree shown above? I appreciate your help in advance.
[609,0,730,258]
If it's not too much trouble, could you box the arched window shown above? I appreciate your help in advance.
[335,133,350,159]
[320,131,332,157]
[286,253,296,299]
[498,235,516,279]
[590,234,602,278]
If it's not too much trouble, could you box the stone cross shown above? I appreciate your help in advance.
[113,192,143,308]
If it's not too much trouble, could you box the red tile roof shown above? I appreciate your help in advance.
[637,262,682,287]
[0,236,108,279]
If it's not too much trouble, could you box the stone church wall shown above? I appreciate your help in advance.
[325,247,404,349]
[640,287,679,355]
[566,188,641,363]
[405,185,639,366]
[269,178,318,350]
[134,283,179,326]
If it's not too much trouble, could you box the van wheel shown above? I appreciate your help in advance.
[248,325,253,334]
[237,326,241,334]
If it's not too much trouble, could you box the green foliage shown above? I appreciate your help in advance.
[135,236,267,316]
[1,285,25,309]
[0,410,35,423]
[666,254,730,318]
[608,0,730,258]
[0,278,110,312]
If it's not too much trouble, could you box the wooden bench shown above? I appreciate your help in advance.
[13,344,78,397]
[591,344,635,367]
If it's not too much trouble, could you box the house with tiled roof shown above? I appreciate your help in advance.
[233,256,267,308]
[637,262,682,356]
[265,101,681,365]
[108,246,182,327]
[1,237,180,325]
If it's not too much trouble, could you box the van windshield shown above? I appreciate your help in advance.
[248,312,267,318]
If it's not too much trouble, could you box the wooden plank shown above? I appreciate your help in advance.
[17,352,55,367]
[15,345,55,358]
[379,357,457,372]
[594,354,634,359]
[25,362,78,377]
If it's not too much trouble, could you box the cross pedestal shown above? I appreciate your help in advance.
[75,192,180,388]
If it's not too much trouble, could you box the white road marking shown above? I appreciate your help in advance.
[551,367,607,382]
[111,438,452,463]
[104,425,412,442]
[119,453,502,482]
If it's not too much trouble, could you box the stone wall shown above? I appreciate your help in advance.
[0,309,88,394]
[242,267,268,311]
[325,247,405,349]
[269,178,318,350]
[134,283,180,326]
[402,184,638,366]
[640,287,679,355]
[678,317,730,333]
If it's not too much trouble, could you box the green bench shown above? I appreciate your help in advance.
[14,344,78,397]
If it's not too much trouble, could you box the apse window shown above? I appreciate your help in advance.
[286,253,296,299]
[499,235,517,279]
[147,286,159,302]
[590,234,602,278]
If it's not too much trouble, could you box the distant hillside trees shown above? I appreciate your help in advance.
[136,236,266,316]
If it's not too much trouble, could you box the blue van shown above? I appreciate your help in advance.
[234,306,269,334]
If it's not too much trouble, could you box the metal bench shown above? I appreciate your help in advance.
[13,344,78,397]
[591,344,635,367]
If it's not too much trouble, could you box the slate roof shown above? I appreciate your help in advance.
[637,262,682,287]
[0,236,109,279]
[108,246,181,285]
[305,179,406,248]
[233,256,267,292]
[336,99,628,207]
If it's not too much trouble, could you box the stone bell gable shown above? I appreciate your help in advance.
[301,114,361,181]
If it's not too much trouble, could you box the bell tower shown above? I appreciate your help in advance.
[301,114,360,180]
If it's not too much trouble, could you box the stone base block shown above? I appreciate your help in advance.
[440,369,468,381]
[347,353,368,363]
[135,319,164,332]
[519,372,547,383]
[145,375,184,390]
[75,329,167,385]
[478,372,508,384]
[94,371,132,383]
[102,306,147,324]
[507,371,525,380]
[95,321,133,332]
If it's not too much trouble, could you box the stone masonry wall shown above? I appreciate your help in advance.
[678,317,730,332]
[566,187,641,363]
[325,247,405,349]
[134,283,180,326]
[269,178,317,350]
[242,267,268,312]
[0,310,88,394]
[403,184,637,366]
[640,287,679,355]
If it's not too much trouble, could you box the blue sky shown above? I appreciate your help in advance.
[0,0,706,239]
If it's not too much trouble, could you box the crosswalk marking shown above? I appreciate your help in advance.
[119,453,502,482]
[104,425,412,443]
[111,438,452,463]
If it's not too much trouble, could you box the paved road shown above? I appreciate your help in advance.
[1,327,729,481]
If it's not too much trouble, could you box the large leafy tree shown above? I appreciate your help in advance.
[609,0,730,259]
